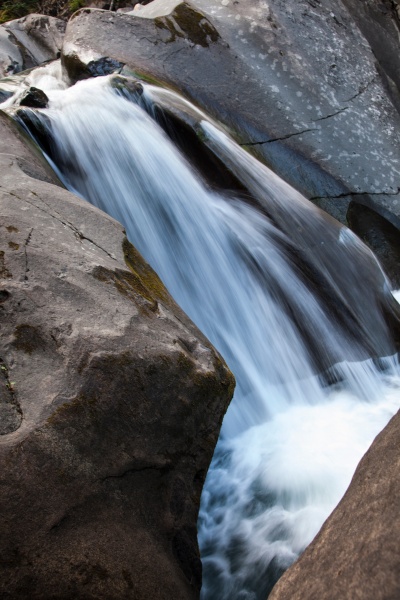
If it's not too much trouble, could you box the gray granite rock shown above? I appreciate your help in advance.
[0,14,66,77]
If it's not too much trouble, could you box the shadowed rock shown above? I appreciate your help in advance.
[19,86,48,108]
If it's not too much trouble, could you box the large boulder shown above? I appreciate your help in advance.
[269,408,400,600]
[61,0,400,283]
[0,110,234,599]
[0,14,66,77]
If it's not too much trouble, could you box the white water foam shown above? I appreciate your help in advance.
[0,60,67,108]
[199,368,400,598]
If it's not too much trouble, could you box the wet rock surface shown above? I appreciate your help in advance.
[62,0,400,283]
[19,86,49,107]
[0,110,234,599]
[269,408,400,600]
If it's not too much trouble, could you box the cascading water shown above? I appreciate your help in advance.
[4,69,400,599]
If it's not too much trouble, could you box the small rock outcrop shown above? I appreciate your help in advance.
[19,85,49,107]
[0,14,66,77]
[0,110,234,598]
[269,408,400,600]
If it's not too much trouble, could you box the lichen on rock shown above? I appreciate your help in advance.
[154,2,220,47]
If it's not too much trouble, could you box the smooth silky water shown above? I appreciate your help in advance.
[4,68,400,599]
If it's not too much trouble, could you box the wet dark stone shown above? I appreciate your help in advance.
[19,87,49,109]
[86,57,124,77]
[110,74,143,97]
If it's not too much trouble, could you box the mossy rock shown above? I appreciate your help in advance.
[122,236,172,305]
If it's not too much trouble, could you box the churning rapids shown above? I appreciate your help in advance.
[4,64,400,599]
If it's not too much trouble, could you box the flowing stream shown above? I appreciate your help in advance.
[4,66,400,599]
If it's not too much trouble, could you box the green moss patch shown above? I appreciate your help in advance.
[122,237,172,305]
[92,263,158,314]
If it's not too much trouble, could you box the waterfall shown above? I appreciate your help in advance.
[6,70,400,599]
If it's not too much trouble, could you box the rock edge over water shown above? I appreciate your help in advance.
[0,110,234,599]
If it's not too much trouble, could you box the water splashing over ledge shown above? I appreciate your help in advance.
[5,69,400,599]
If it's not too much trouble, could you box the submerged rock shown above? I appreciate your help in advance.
[0,14,66,77]
[0,110,234,598]
[110,73,143,97]
[19,86,49,108]
[269,408,400,600]
[61,0,400,284]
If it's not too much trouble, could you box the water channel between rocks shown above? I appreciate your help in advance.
[4,64,400,599]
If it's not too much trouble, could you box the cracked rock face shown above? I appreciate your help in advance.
[269,408,400,600]
[0,14,66,78]
[0,111,234,599]
[62,0,400,283]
